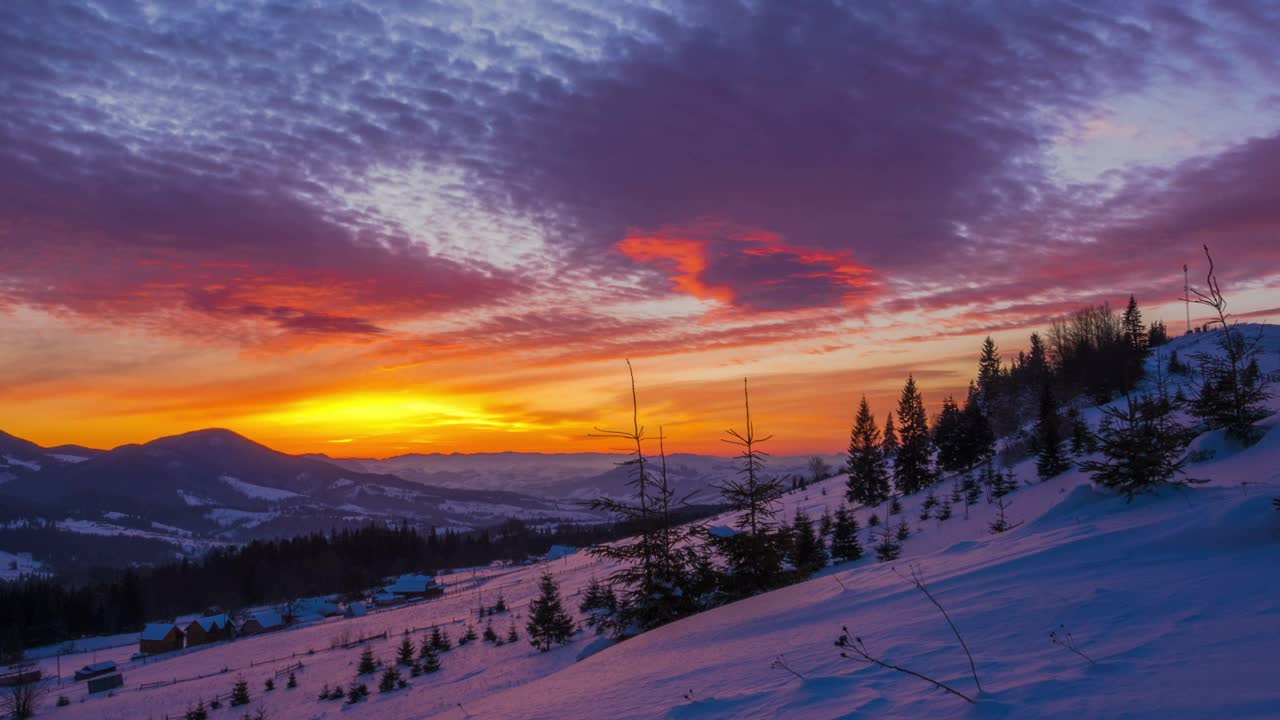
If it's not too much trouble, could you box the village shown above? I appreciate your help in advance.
[0,544,583,709]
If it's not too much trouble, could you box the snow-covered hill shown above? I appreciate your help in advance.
[17,326,1280,719]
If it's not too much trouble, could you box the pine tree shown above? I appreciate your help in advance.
[818,510,834,539]
[846,396,890,506]
[589,362,703,634]
[483,621,497,643]
[829,505,863,563]
[895,518,910,542]
[933,395,966,474]
[264,678,274,691]
[230,676,250,706]
[881,413,899,462]
[378,665,402,693]
[1035,381,1070,479]
[507,623,519,644]
[976,336,1002,407]
[493,594,507,613]
[936,499,953,521]
[357,646,378,674]
[1081,388,1199,501]
[462,624,478,643]
[873,525,901,563]
[419,645,440,674]
[787,509,828,576]
[893,375,935,494]
[1123,295,1146,353]
[888,495,902,516]
[396,636,415,666]
[286,672,297,689]
[526,570,575,652]
[960,385,995,469]
[578,578,619,635]
[710,380,787,597]
[1066,405,1092,456]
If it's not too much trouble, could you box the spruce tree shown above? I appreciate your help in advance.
[933,395,965,474]
[819,510,834,539]
[1035,381,1070,479]
[396,636,415,666]
[829,505,863,563]
[893,375,935,494]
[429,627,451,652]
[976,336,1002,407]
[419,645,440,673]
[230,677,250,706]
[483,621,497,643]
[846,396,890,506]
[895,518,910,542]
[507,623,519,644]
[873,525,901,563]
[1123,294,1146,353]
[936,499,953,521]
[357,646,378,674]
[578,578,618,635]
[787,509,828,576]
[710,380,787,597]
[1081,389,1198,501]
[589,363,703,635]
[526,570,575,652]
[881,413,899,462]
[960,385,995,469]
[378,665,402,693]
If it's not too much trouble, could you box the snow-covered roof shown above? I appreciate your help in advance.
[545,545,577,560]
[141,623,180,640]
[190,613,230,631]
[80,661,116,673]
[386,573,435,594]
[707,526,738,538]
[345,601,367,617]
[247,609,283,628]
[372,592,401,604]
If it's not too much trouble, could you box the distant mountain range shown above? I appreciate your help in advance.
[0,427,837,574]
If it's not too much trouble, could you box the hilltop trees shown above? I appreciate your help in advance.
[526,570,575,652]
[1080,389,1198,500]
[893,375,935,494]
[1185,247,1273,444]
[882,414,899,462]
[847,397,890,506]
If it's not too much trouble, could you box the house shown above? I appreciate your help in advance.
[184,614,232,647]
[73,661,117,681]
[238,609,284,636]
[87,673,124,694]
[385,573,440,599]
[294,597,341,623]
[372,591,403,607]
[139,623,184,655]
[344,601,367,618]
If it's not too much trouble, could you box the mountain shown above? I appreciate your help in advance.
[323,451,843,503]
[0,428,603,572]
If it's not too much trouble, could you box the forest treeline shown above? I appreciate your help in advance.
[0,507,719,657]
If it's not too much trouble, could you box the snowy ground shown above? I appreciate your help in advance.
[20,327,1280,719]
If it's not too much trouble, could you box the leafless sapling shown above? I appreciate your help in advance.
[770,654,807,681]
[835,628,975,705]
[1049,624,1095,665]
[898,565,983,694]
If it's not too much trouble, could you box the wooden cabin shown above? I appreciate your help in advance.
[87,673,124,694]
[139,623,184,655]
[239,609,284,636]
[184,614,232,647]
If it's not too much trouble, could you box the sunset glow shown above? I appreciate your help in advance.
[2,1,1278,458]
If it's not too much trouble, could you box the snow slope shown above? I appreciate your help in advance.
[25,327,1280,720]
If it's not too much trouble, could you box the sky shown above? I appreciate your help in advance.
[2,0,1279,458]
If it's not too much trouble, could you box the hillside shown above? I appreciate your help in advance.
[13,327,1280,719]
